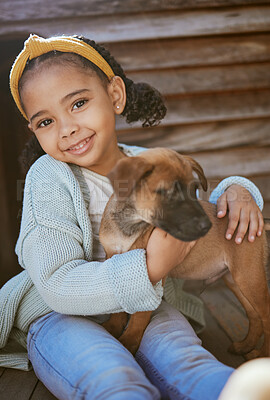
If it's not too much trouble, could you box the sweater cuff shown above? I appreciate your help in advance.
[209,176,264,211]
[109,249,163,314]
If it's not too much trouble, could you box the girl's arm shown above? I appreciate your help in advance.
[209,176,264,244]
[16,158,163,316]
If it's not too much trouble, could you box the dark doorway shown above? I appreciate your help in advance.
[0,36,31,287]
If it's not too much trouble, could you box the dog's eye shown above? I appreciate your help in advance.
[156,188,167,196]
[141,169,154,180]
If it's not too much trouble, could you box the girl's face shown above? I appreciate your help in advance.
[20,63,126,175]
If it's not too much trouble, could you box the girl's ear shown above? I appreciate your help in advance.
[108,76,126,114]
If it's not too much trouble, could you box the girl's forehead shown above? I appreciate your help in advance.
[21,63,103,95]
[25,61,93,81]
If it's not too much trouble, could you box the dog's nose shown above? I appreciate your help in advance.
[194,216,212,233]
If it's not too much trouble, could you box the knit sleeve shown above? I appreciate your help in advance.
[16,157,162,315]
[21,227,162,315]
[209,176,264,210]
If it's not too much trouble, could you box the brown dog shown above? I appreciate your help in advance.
[99,148,270,358]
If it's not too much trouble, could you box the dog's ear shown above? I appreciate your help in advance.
[107,156,154,200]
[183,155,208,191]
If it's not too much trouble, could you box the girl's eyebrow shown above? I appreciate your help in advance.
[30,110,48,124]
[30,89,91,123]
[60,88,91,104]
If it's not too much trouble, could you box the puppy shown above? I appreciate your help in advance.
[100,148,270,357]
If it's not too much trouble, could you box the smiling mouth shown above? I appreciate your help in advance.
[65,135,95,155]
[68,137,90,151]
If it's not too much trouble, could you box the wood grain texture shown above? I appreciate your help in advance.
[0,369,37,400]
[264,203,270,219]
[2,6,270,42]
[117,118,270,152]
[1,0,269,21]
[117,90,270,130]
[129,63,270,96]
[107,34,270,71]
[30,381,58,400]
[251,176,270,202]
[190,147,270,179]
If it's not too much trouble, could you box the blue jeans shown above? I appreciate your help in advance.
[27,301,233,400]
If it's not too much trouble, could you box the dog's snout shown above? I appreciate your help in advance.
[194,215,212,234]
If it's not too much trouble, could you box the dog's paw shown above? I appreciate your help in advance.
[228,342,248,355]
[245,349,262,360]
[228,341,255,355]
[245,345,269,360]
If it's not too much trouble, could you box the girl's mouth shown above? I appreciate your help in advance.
[66,135,95,155]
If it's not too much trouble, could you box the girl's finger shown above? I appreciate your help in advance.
[247,211,258,242]
[235,208,249,244]
[257,211,264,237]
[226,207,241,240]
[217,193,228,218]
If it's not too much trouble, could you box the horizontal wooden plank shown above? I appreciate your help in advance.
[117,118,270,152]
[4,33,270,74]
[2,0,269,22]
[129,62,270,96]
[107,34,270,72]
[0,369,37,400]
[1,6,270,42]
[190,146,270,179]
[264,202,270,218]
[117,90,270,130]
[251,176,270,202]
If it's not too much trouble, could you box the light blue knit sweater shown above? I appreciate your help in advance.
[0,144,263,371]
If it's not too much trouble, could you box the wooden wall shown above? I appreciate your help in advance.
[0,0,270,286]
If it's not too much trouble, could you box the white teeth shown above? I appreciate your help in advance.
[69,138,90,151]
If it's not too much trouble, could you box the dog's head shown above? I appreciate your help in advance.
[107,148,212,241]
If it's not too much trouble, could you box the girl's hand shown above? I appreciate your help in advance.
[146,228,196,284]
[216,184,264,244]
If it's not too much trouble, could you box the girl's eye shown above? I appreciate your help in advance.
[38,119,52,128]
[73,99,87,109]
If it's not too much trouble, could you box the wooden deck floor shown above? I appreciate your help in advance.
[0,280,249,400]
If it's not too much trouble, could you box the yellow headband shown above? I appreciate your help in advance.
[9,34,115,120]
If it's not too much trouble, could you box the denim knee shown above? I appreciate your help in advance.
[27,312,160,400]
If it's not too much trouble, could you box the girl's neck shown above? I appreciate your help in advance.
[84,144,126,177]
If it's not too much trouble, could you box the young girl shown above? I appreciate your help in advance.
[0,34,265,400]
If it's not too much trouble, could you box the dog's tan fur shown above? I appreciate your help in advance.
[100,148,270,357]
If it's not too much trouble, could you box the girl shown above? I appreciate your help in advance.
[0,34,264,400]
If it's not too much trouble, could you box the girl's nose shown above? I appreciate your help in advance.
[59,116,79,138]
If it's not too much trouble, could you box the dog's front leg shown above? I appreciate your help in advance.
[118,311,152,355]
[102,312,128,339]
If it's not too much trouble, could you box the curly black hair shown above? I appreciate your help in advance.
[18,35,167,172]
